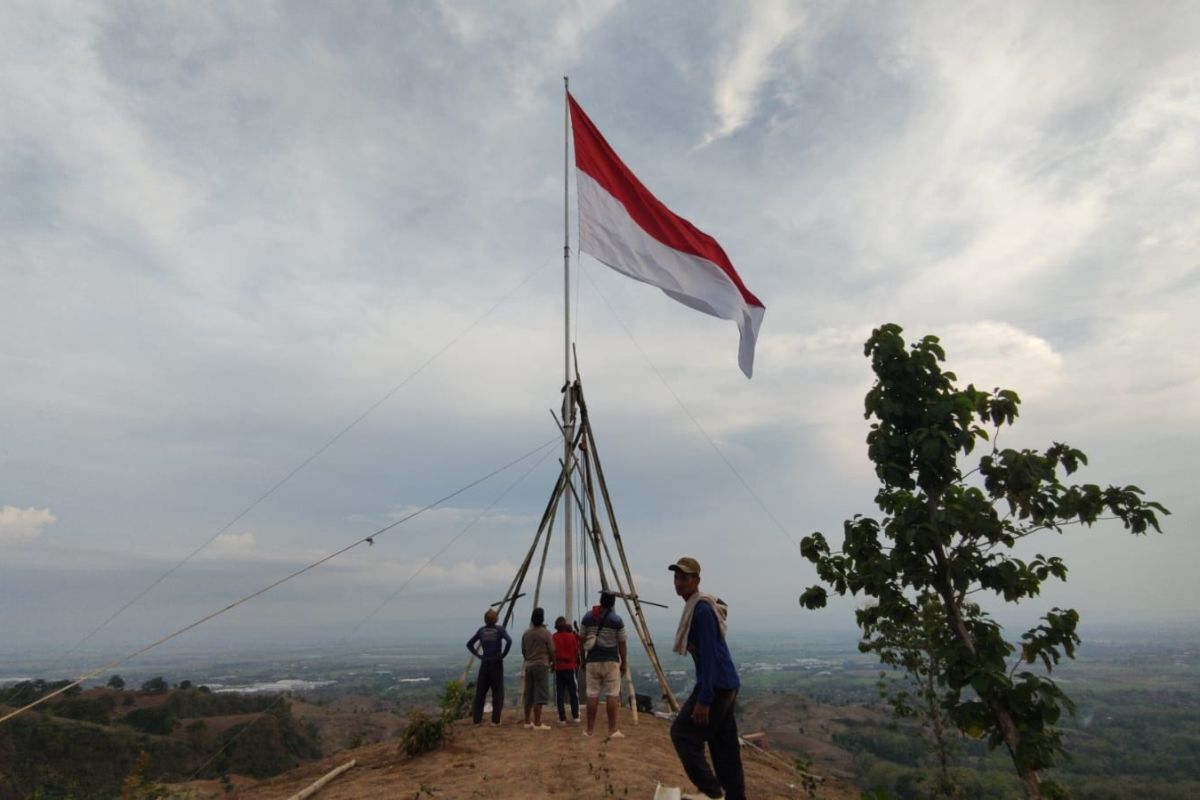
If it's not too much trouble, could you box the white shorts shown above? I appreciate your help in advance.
[585,661,621,699]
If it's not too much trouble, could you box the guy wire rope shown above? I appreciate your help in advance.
[0,435,560,726]
[18,257,554,695]
[186,441,558,782]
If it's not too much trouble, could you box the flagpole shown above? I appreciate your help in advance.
[562,76,575,624]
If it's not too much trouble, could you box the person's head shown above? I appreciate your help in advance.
[599,591,616,610]
[669,557,702,598]
[484,608,499,626]
[554,615,569,632]
[531,607,545,627]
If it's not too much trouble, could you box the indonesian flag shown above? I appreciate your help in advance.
[569,93,766,378]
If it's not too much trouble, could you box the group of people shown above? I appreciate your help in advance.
[464,556,744,800]
[465,589,628,736]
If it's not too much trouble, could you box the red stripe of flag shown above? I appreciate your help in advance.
[568,94,764,311]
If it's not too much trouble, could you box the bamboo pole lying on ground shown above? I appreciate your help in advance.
[286,759,356,800]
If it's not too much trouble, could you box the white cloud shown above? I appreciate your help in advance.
[0,506,56,543]
[702,1,807,145]
[938,321,1064,401]
[212,531,255,553]
[399,558,522,590]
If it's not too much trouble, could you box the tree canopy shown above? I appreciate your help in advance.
[800,323,1168,799]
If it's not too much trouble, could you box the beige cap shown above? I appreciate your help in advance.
[668,556,701,575]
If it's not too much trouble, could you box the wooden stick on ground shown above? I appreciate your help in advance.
[286,759,357,800]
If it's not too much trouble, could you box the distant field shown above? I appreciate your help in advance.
[5,626,1198,798]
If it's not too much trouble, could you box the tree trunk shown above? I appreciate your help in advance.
[924,663,954,797]
[930,536,1042,799]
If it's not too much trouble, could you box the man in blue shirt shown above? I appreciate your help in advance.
[466,607,512,725]
[669,557,744,800]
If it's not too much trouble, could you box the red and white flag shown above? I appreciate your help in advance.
[569,93,765,378]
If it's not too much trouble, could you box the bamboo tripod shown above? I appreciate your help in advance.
[461,373,680,715]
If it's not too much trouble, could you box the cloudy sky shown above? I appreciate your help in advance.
[2,2,1197,668]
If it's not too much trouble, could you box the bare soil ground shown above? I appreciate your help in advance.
[739,693,884,782]
[172,707,861,799]
[289,696,408,752]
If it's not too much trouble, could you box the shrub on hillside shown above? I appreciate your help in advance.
[2,679,71,706]
[166,687,279,718]
[51,693,116,725]
[118,751,169,799]
[438,680,472,721]
[194,705,319,780]
[0,710,189,797]
[398,712,451,758]
[122,707,176,736]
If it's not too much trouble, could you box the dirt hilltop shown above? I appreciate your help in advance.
[182,707,860,799]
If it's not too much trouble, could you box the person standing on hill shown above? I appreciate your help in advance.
[668,557,744,800]
[466,608,512,725]
[521,607,556,730]
[552,615,582,724]
[580,590,628,739]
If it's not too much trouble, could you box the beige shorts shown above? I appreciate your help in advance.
[585,660,621,699]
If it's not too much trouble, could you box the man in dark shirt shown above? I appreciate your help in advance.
[669,557,743,800]
[466,607,512,725]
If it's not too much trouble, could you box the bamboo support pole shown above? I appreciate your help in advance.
[578,393,679,711]
[461,472,565,685]
[577,439,670,716]
[533,508,555,609]
[625,669,639,725]
[486,372,678,721]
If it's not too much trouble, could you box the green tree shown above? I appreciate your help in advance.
[800,324,1167,799]
[862,592,960,798]
[140,677,168,695]
[107,674,126,690]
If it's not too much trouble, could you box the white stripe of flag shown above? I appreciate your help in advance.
[569,94,766,378]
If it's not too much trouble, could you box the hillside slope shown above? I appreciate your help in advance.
[187,709,859,799]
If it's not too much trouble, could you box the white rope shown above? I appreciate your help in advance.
[0,436,559,727]
[35,257,555,678]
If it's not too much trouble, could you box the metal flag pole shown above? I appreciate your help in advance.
[562,75,575,624]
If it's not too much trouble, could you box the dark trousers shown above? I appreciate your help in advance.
[555,668,579,721]
[471,660,504,724]
[670,687,744,800]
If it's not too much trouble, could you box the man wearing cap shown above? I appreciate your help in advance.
[669,557,744,800]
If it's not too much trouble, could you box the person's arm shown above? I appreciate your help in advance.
[616,619,628,674]
[466,629,481,658]
[580,614,597,651]
[500,627,512,658]
[691,602,719,722]
[544,629,556,665]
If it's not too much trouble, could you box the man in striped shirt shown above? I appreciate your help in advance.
[580,591,628,738]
